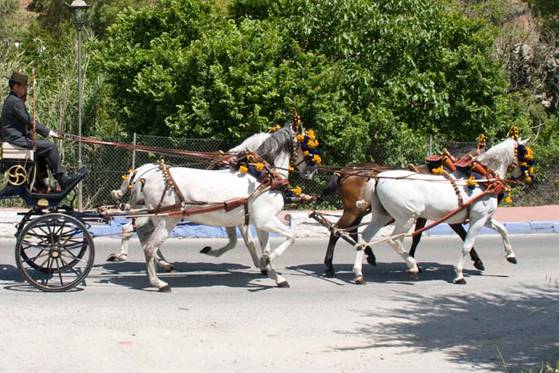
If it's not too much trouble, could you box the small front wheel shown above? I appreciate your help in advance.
[15,213,95,292]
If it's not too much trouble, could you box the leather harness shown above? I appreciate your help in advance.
[148,157,289,225]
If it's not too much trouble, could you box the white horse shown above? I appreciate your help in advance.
[354,137,530,285]
[107,131,273,271]
[133,125,316,291]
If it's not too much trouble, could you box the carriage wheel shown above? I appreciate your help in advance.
[15,213,95,292]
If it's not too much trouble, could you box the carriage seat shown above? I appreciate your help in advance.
[0,142,34,161]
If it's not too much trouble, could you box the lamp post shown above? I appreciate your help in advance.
[68,0,89,210]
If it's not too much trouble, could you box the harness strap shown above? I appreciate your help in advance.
[155,160,187,212]
[440,171,464,208]
[411,179,507,237]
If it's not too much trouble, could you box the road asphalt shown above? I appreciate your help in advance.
[0,235,557,373]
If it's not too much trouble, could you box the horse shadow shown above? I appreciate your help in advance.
[287,261,489,284]
[95,261,276,291]
[330,283,559,371]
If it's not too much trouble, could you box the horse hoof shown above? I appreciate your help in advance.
[366,255,377,266]
[106,254,118,262]
[200,246,212,254]
[407,270,420,280]
[106,253,124,262]
[453,278,467,285]
[355,276,366,285]
[260,269,269,276]
[507,257,518,264]
[159,285,172,293]
[277,281,290,288]
[324,269,335,278]
[474,260,485,271]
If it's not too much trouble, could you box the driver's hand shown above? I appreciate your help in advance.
[49,130,60,138]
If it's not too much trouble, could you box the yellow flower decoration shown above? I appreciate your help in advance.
[525,147,534,160]
[528,167,535,175]
[291,186,302,196]
[305,129,316,140]
[296,134,305,143]
[503,193,513,204]
[431,166,444,175]
[288,165,294,172]
[466,176,478,188]
[524,174,532,184]
[239,165,248,174]
[268,124,281,133]
[307,139,319,149]
[255,162,265,171]
[303,150,310,157]
[247,154,255,162]
[312,154,322,164]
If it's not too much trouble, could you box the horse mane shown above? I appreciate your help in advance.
[228,132,271,153]
[255,126,294,164]
[477,138,514,164]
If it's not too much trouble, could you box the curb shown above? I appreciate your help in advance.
[0,211,557,239]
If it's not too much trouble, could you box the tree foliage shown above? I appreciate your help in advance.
[95,0,519,165]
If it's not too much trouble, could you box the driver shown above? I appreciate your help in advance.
[0,71,80,190]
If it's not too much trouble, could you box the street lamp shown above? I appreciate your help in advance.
[68,0,89,210]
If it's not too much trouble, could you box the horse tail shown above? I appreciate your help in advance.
[356,178,378,210]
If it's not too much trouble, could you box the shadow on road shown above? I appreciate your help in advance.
[332,283,559,371]
[0,264,23,283]
[287,261,488,284]
[95,261,275,291]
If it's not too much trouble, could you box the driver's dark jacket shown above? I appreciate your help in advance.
[0,92,50,148]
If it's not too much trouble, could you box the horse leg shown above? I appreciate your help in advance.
[200,226,238,257]
[386,218,420,276]
[350,219,377,266]
[449,223,485,271]
[142,217,176,292]
[323,232,340,278]
[237,225,266,273]
[485,217,517,264]
[408,218,427,258]
[106,222,134,262]
[454,216,489,284]
[354,209,393,284]
[255,216,294,288]
[255,228,270,275]
[325,211,364,277]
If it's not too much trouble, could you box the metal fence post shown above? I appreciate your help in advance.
[132,132,137,169]
[428,135,433,156]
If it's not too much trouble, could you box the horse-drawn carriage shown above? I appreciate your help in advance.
[0,140,98,292]
[0,119,536,292]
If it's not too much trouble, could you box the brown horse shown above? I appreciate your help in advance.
[320,162,485,278]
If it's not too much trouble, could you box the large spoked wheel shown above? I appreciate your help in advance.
[15,213,95,292]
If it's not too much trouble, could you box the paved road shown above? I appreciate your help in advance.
[0,235,558,373]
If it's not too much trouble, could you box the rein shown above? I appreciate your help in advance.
[63,133,237,162]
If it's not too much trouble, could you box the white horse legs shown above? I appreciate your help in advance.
[106,219,175,272]
[200,226,238,257]
[144,217,177,291]
[254,217,294,287]
[454,216,489,284]
[353,209,393,284]
[386,218,420,273]
[485,217,517,263]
